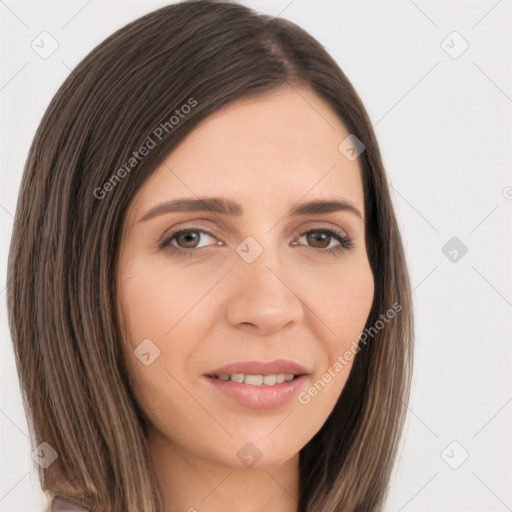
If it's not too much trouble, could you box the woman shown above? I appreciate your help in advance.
[7,1,414,511]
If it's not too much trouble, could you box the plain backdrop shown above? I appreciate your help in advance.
[1,1,511,511]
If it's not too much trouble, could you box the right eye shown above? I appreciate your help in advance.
[159,228,221,256]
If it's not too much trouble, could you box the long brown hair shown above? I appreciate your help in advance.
[7,1,414,510]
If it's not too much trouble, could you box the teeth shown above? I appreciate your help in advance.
[244,374,263,385]
[263,374,276,385]
[213,373,297,385]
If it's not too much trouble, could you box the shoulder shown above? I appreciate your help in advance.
[43,494,92,511]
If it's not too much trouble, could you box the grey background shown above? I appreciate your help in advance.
[1,0,511,510]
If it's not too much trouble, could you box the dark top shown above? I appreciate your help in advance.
[44,494,92,511]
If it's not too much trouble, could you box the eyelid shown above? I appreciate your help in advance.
[159,219,351,243]
[159,218,232,241]
[159,220,220,246]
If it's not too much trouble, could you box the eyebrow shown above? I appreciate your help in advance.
[138,196,363,223]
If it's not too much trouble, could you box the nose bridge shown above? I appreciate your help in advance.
[225,234,304,332]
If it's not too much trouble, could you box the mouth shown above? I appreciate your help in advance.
[203,359,311,409]
[207,372,304,385]
[206,358,310,379]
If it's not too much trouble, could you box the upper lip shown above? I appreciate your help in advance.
[207,359,311,377]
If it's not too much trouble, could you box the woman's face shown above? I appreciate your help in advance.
[116,86,374,470]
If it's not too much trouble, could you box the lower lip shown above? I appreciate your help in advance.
[204,375,309,410]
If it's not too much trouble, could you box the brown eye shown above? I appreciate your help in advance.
[306,231,331,249]
[175,231,201,248]
[160,229,218,252]
[295,228,354,253]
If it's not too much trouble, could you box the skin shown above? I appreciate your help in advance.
[116,85,375,512]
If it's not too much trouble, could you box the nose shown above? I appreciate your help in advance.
[225,246,305,335]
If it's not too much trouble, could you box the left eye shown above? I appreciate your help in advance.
[159,228,353,255]
[295,229,353,251]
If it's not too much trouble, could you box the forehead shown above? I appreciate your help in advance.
[129,86,364,219]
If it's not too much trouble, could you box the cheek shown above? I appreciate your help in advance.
[117,254,215,343]
[116,262,212,445]
[304,254,375,346]
[288,256,374,421]
[293,273,372,435]
[116,256,217,408]
[306,257,373,388]
[329,265,374,343]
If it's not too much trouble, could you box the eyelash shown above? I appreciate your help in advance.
[159,227,354,258]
